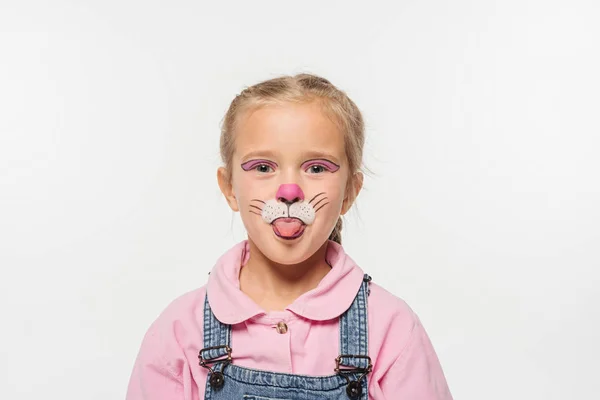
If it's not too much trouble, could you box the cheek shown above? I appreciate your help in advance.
[323,176,347,201]
[313,179,346,216]
[232,175,271,205]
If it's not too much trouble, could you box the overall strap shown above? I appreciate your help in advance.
[337,274,372,370]
[199,293,232,374]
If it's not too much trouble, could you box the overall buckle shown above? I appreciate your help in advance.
[198,345,232,389]
[335,355,373,399]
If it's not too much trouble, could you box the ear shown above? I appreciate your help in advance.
[217,167,239,212]
[341,172,364,215]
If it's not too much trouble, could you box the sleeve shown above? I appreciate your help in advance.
[378,316,453,399]
[125,321,185,400]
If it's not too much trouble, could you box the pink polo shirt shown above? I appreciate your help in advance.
[126,240,453,399]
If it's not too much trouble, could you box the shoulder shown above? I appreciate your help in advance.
[366,281,422,369]
[367,281,419,335]
[365,282,453,398]
[147,285,208,342]
[127,286,209,397]
[154,285,207,325]
[136,286,207,371]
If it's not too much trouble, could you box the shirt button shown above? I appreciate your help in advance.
[275,321,288,334]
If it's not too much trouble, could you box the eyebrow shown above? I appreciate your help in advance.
[299,151,341,165]
[239,150,341,165]
[240,150,278,162]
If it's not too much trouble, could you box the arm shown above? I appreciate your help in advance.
[379,316,453,399]
[126,322,185,400]
[126,288,208,399]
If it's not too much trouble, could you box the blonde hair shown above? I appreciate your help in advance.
[220,73,365,244]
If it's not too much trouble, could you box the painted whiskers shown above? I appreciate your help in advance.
[249,192,329,225]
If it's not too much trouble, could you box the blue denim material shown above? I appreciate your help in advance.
[199,274,373,400]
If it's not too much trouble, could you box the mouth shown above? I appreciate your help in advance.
[271,217,306,240]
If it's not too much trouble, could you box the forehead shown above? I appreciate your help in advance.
[233,101,345,160]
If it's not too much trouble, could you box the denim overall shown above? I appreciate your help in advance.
[198,274,373,400]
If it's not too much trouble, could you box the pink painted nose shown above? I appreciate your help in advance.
[276,184,305,204]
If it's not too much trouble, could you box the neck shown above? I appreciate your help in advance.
[239,239,332,312]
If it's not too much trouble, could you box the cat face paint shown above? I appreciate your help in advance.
[249,184,330,240]
[228,102,350,264]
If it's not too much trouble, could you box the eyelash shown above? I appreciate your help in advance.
[255,164,274,173]
[241,160,276,173]
[305,164,327,174]
[253,164,326,174]
[241,160,338,174]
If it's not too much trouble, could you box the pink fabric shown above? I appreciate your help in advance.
[127,240,453,399]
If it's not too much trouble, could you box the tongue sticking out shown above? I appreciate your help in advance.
[272,218,305,239]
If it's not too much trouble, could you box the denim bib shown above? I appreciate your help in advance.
[199,274,373,400]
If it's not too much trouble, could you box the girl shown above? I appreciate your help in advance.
[126,74,452,399]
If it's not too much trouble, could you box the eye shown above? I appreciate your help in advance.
[241,159,277,173]
[302,159,340,174]
[307,164,326,174]
[255,164,273,173]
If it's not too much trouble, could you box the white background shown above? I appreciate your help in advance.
[1,1,599,399]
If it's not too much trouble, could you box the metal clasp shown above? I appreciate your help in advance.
[335,354,373,380]
[336,355,372,399]
[198,345,232,370]
[198,345,232,389]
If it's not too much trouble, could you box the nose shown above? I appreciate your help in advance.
[276,184,305,204]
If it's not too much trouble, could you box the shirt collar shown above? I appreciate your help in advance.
[206,240,365,325]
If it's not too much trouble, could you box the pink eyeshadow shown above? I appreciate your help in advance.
[302,159,340,172]
[241,159,277,171]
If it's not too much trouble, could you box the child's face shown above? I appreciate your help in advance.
[218,101,362,265]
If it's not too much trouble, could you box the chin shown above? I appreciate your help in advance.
[267,237,314,265]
